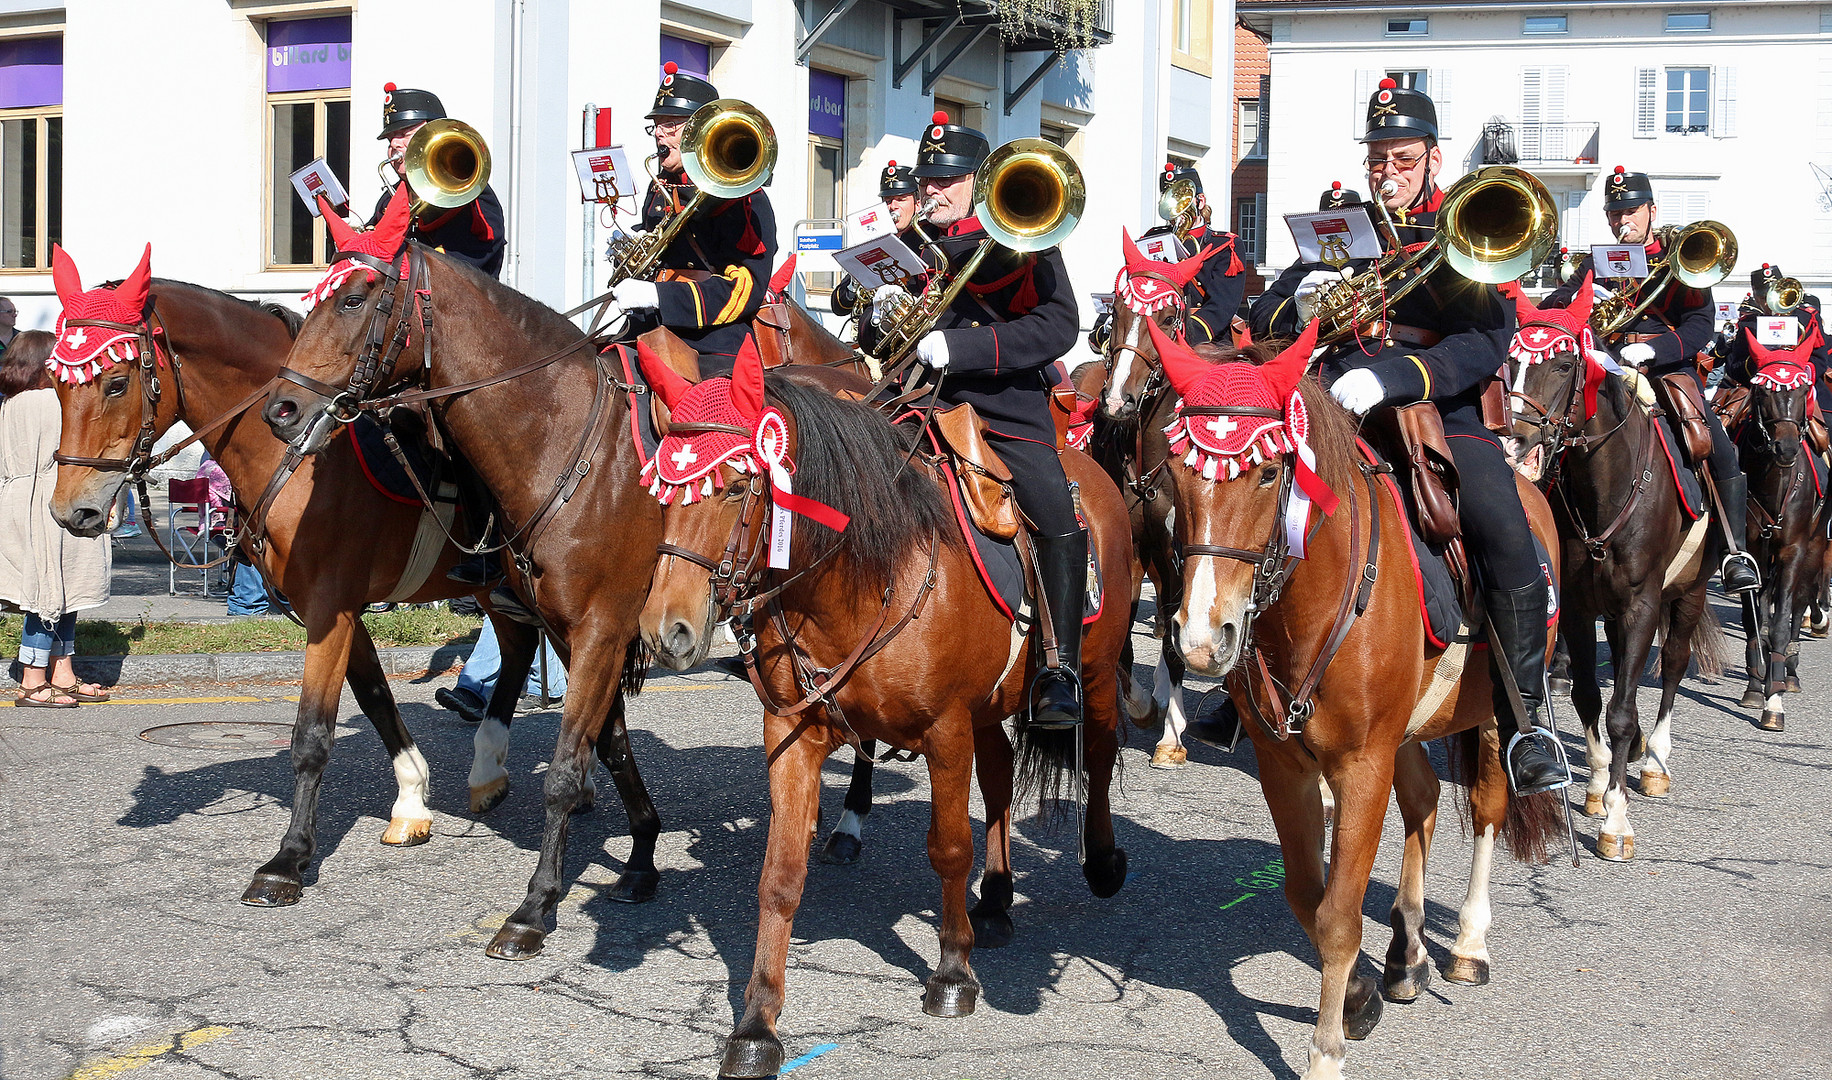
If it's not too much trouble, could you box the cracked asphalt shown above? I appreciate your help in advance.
[2,597,1828,1080]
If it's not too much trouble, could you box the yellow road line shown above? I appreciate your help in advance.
[0,695,290,708]
[67,1026,230,1080]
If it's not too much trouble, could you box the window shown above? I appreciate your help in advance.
[265,17,351,269]
[1236,194,1264,266]
[1665,11,1710,32]
[1173,0,1213,76]
[1386,17,1429,36]
[806,70,846,294]
[660,34,712,78]
[935,96,979,132]
[1386,70,1427,92]
[1040,122,1070,148]
[1523,14,1568,34]
[0,36,62,272]
[1239,99,1263,159]
[1664,67,1709,132]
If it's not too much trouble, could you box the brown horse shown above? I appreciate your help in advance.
[1153,322,1562,1080]
[1505,283,1723,861]
[632,340,1134,1079]
[43,250,548,893]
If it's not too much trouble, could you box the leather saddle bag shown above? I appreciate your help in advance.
[753,302,793,370]
[1050,385,1079,452]
[1712,384,1750,431]
[1388,402,1463,546]
[934,403,1019,540]
[1809,396,1830,456]
[1655,372,1714,464]
[1479,368,1511,436]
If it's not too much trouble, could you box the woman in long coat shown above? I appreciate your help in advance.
[0,331,112,706]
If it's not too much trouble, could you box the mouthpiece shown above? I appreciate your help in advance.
[1615,223,1633,241]
[1379,180,1399,198]
[918,196,939,219]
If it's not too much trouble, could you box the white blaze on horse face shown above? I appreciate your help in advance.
[1103,317,1140,416]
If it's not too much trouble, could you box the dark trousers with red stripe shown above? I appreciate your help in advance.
[1444,410,1543,593]
[992,434,1078,535]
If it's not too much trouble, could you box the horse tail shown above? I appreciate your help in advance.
[1443,728,1561,864]
[1686,601,1727,681]
[620,637,650,698]
[1014,720,1080,826]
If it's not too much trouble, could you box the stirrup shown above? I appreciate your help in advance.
[1504,727,1572,796]
[1027,668,1083,731]
[1721,551,1761,594]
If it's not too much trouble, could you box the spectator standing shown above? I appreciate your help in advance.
[0,331,112,706]
[0,297,18,359]
[436,623,566,721]
[199,453,271,617]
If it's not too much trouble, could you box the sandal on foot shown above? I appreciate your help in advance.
[16,684,79,708]
[51,682,110,703]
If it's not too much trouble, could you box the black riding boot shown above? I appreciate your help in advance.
[446,475,505,588]
[1486,580,1571,796]
[1031,530,1087,729]
[1715,472,1761,594]
[1183,696,1243,750]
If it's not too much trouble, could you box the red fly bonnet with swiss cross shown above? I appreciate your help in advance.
[301,186,413,309]
[49,244,157,386]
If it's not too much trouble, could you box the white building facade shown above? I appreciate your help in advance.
[0,0,1241,334]
[1238,0,1832,296]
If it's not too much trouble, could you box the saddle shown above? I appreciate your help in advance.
[1652,371,1714,464]
[1367,401,1463,547]
[933,403,1019,539]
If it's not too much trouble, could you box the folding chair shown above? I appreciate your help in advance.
[167,477,231,597]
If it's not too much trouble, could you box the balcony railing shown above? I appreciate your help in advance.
[1481,121,1601,167]
[877,0,1114,49]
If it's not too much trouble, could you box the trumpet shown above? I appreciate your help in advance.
[1309,166,1559,346]
[1592,220,1737,339]
[868,138,1085,366]
[606,98,777,287]
[401,118,492,218]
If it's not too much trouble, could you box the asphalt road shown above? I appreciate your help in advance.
[2,598,1828,1080]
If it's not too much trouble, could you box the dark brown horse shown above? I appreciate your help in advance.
[633,340,1134,1079]
[1505,284,1723,861]
[43,250,547,892]
[1732,353,1830,732]
[1154,323,1562,1080]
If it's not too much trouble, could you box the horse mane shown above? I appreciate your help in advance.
[764,374,960,590]
[421,248,586,349]
[122,278,306,339]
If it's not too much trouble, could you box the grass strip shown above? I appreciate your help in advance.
[0,607,482,657]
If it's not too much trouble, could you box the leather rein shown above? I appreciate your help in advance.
[1744,390,1809,542]
[1101,273,1188,505]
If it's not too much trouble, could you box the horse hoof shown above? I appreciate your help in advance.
[485,921,547,960]
[240,873,302,907]
[1344,975,1384,1040]
[380,816,433,846]
[923,975,981,1018]
[1739,687,1766,708]
[470,777,509,814]
[1382,960,1431,1003]
[606,868,660,905]
[1583,793,1605,818]
[1084,847,1128,899]
[572,792,595,815]
[970,905,1015,950]
[718,1033,784,1079]
[1442,955,1490,986]
[819,832,863,865]
[1757,711,1786,732]
[1639,772,1671,798]
[1149,745,1188,769]
[1596,833,1635,861]
[1786,676,1802,693]
[1548,675,1572,696]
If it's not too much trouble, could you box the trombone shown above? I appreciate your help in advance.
[606,98,776,287]
[1591,220,1737,339]
[1308,166,1559,346]
[400,118,492,218]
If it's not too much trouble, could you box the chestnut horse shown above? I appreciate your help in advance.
[1152,321,1562,1080]
[632,340,1134,1079]
[43,248,548,896]
[1505,282,1723,861]
[1732,348,1830,732]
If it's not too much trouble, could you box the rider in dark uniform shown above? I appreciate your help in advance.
[609,64,777,376]
[898,112,1085,727]
[1249,79,1567,795]
[1544,168,1760,594]
[1088,163,1248,355]
[1722,264,1832,408]
[832,161,921,322]
[369,86,506,280]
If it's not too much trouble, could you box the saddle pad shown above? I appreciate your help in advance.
[613,343,664,468]
[934,455,1102,627]
[1648,411,1705,521]
[347,413,435,506]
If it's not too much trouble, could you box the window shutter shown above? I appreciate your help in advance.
[1352,70,1374,137]
[1430,68,1453,137]
[1259,73,1271,153]
[1633,67,1658,138]
[1255,193,1267,265]
[1710,66,1737,138]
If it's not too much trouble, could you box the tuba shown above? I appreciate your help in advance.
[869,138,1085,366]
[1592,220,1737,339]
[1309,166,1559,346]
[401,118,492,218]
[606,98,776,287]
[1157,178,1202,245]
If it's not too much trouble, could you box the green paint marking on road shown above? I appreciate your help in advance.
[1217,858,1285,911]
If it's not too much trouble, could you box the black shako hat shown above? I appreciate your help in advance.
[1320,180,1362,210]
[647,62,719,120]
[879,160,917,199]
[1159,161,1203,196]
[912,111,990,178]
[1751,263,1785,294]
[378,84,445,140]
[1604,165,1655,210]
[1360,77,1438,143]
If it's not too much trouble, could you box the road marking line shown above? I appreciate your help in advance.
[67,1026,230,1080]
[1,695,281,708]
[780,1042,839,1074]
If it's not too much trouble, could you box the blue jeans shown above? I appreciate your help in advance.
[227,562,271,616]
[19,612,77,667]
[457,620,567,700]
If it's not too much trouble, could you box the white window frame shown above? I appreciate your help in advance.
[1522,14,1568,34]
[265,90,351,270]
[1665,11,1711,32]
[1386,17,1429,37]
[0,106,60,273]
[1663,66,1710,134]
[1239,98,1263,160]
[1236,193,1264,266]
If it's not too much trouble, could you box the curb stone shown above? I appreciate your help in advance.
[10,644,472,687]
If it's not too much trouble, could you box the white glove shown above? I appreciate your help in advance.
[915,331,950,370]
[612,279,660,312]
[870,283,909,327]
[1618,342,1656,366]
[1329,368,1386,415]
[1293,268,1342,323]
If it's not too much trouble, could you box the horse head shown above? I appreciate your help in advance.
[1501,274,1595,483]
[263,187,414,452]
[1746,335,1814,468]
[1147,316,1325,676]
[1101,229,1218,422]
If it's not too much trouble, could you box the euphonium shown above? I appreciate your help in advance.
[1591,220,1737,338]
[1309,166,1559,346]
[868,139,1085,366]
[1157,178,1201,244]
[1767,275,1804,315]
[606,98,777,287]
[402,119,492,218]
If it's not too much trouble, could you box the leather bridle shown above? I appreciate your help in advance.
[1746,384,1809,542]
[276,248,430,423]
